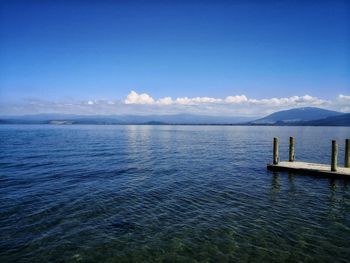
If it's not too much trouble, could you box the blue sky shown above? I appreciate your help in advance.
[0,0,349,116]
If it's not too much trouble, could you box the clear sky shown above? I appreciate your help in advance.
[0,0,349,116]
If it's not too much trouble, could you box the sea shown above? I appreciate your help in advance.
[0,125,349,263]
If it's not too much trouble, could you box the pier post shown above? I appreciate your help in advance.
[345,139,350,168]
[273,137,279,165]
[289,137,295,162]
[331,140,338,172]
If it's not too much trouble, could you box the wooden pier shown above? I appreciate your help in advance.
[267,137,350,178]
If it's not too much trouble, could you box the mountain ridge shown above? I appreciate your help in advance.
[0,107,349,126]
[0,114,255,125]
[250,107,342,124]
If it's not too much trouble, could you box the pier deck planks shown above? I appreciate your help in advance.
[267,161,350,178]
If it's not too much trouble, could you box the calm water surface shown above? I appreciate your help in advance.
[0,125,349,263]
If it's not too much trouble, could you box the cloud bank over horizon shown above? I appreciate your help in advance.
[1,91,349,117]
[125,91,328,106]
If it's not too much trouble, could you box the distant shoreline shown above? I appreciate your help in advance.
[1,107,349,126]
[0,123,349,127]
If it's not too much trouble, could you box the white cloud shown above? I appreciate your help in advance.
[174,97,191,105]
[123,91,327,108]
[174,96,222,105]
[336,94,350,112]
[125,91,223,105]
[338,94,350,101]
[192,97,222,103]
[157,97,173,105]
[248,95,326,106]
[125,90,155,104]
[225,95,248,103]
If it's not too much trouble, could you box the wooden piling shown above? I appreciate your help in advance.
[273,137,279,165]
[345,139,350,168]
[289,137,295,162]
[331,140,338,172]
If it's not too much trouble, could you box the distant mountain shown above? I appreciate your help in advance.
[298,113,350,126]
[0,114,256,125]
[251,107,343,124]
[1,108,348,126]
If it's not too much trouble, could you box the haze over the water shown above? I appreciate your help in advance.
[0,0,349,116]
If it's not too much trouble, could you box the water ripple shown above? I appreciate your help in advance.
[0,125,349,263]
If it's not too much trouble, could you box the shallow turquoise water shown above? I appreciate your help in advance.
[0,125,349,262]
